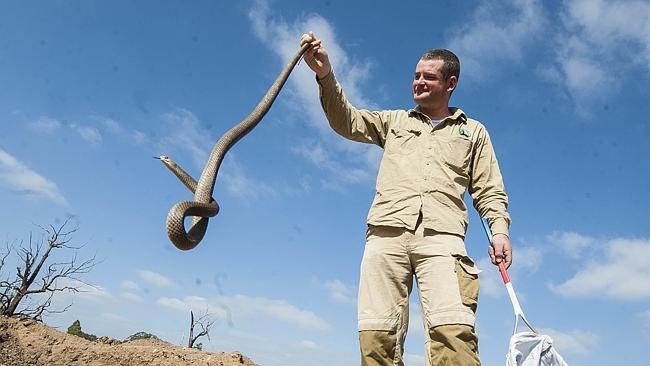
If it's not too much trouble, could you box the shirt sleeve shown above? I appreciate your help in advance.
[468,125,512,237]
[317,72,389,147]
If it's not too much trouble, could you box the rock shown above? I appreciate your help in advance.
[97,336,121,345]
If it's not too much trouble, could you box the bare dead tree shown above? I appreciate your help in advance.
[0,218,96,320]
[188,310,215,349]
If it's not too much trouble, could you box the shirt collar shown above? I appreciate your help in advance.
[409,106,467,123]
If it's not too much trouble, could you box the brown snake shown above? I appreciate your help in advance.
[158,44,310,250]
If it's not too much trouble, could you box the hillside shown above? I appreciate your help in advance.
[0,316,259,366]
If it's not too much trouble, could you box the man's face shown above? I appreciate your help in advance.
[412,59,455,107]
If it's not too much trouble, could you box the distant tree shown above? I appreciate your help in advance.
[66,319,97,341]
[125,331,160,342]
[67,319,82,334]
[0,219,96,320]
[188,310,214,350]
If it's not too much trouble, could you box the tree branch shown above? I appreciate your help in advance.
[1,219,96,319]
[188,310,215,348]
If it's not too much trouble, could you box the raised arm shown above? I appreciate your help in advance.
[300,32,389,147]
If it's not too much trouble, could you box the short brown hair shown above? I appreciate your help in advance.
[420,49,460,81]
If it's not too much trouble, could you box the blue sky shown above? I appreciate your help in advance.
[1,0,649,365]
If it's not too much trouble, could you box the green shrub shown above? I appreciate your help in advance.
[125,331,159,342]
[66,320,97,341]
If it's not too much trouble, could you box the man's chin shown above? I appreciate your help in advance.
[413,95,427,104]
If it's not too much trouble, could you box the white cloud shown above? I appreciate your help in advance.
[298,176,312,193]
[297,340,317,349]
[120,292,144,303]
[29,116,61,133]
[547,0,650,114]
[292,141,375,189]
[547,231,594,258]
[0,148,67,204]
[77,283,112,302]
[223,294,331,331]
[478,256,503,298]
[95,116,151,146]
[157,297,190,312]
[121,280,141,292]
[481,233,650,301]
[551,238,650,300]
[565,0,650,68]
[131,130,149,145]
[562,53,610,94]
[220,155,275,199]
[102,118,122,134]
[540,328,599,355]
[445,0,545,81]
[159,108,275,199]
[55,278,113,303]
[512,246,543,274]
[248,0,380,189]
[158,294,331,331]
[478,245,542,298]
[548,46,615,116]
[71,124,102,144]
[137,270,176,288]
[249,0,375,109]
[161,108,211,169]
[324,279,355,304]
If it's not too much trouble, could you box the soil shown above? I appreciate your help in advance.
[0,316,259,366]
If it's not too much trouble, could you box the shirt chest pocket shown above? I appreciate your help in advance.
[386,127,421,155]
[437,136,473,173]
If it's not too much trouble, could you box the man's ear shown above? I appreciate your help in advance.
[447,75,458,93]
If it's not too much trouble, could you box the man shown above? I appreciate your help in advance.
[300,32,513,366]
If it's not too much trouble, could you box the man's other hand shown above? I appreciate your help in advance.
[488,233,512,269]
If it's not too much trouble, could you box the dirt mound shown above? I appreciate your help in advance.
[0,316,259,366]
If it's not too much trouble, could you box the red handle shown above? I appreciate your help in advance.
[498,262,510,284]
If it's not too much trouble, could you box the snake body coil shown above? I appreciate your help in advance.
[160,44,309,250]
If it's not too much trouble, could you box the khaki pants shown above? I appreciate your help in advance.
[358,223,481,366]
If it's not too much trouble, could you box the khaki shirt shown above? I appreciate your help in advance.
[318,72,511,237]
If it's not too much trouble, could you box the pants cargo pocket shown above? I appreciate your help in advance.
[454,255,480,313]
